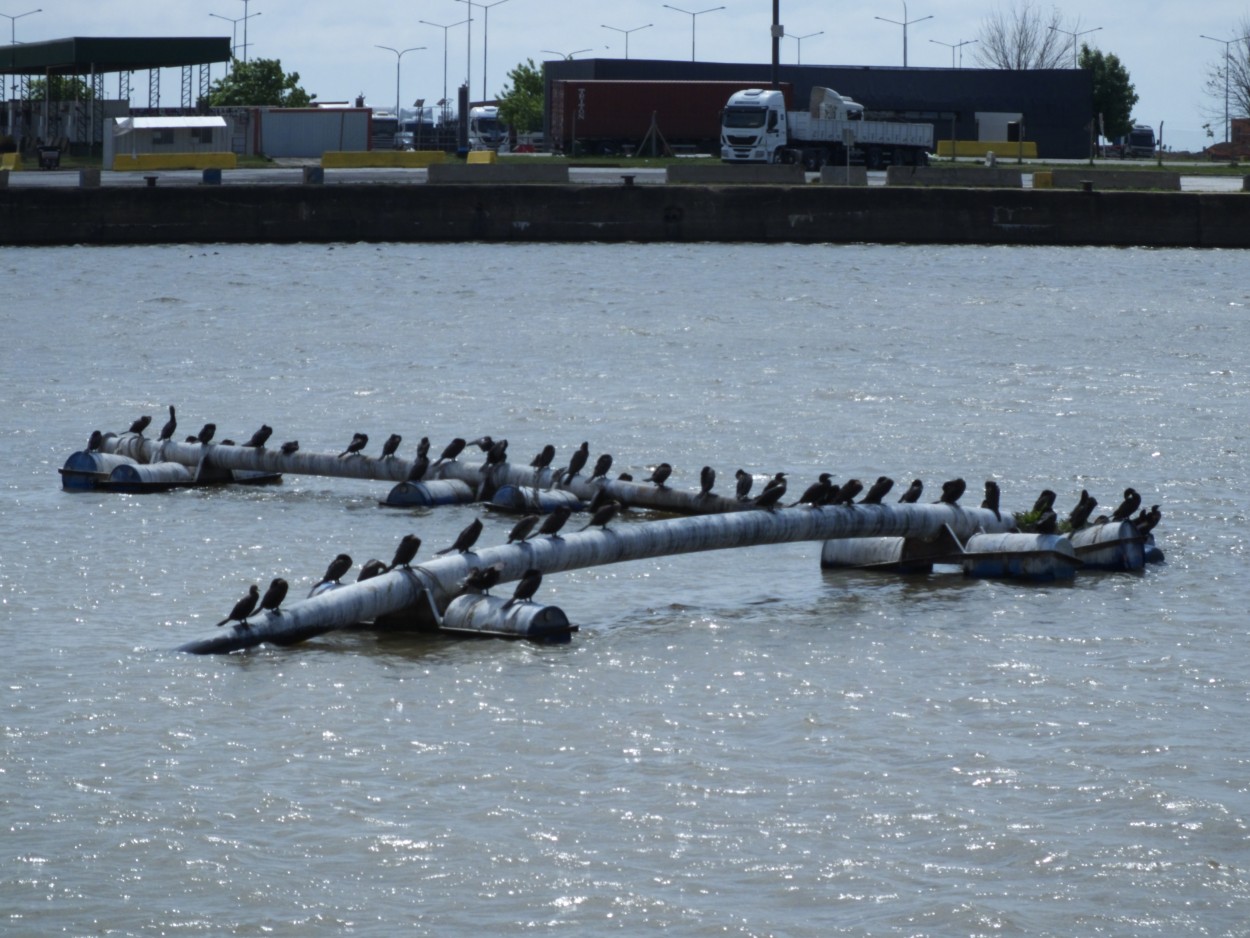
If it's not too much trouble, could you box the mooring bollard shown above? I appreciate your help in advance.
[144,175,158,188]
[78,167,101,188]
[303,166,324,185]
[201,167,222,185]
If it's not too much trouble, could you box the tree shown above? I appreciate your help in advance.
[1079,44,1137,140]
[27,76,93,101]
[496,59,543,135]
[973,1,1071,70]
[202,57,315,107]
[1202,17,1250,140]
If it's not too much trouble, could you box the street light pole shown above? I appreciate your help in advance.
[236,0,260,63]
[376,45,424,123]
[209,11,260,62]
[1200,32,1250,143]
[929,37,976,68]
[3,8,41,103]
[602,22,653,60]
[787,30,823,66]
[421,18,472,123]
[874,1,933,68]
[662,5,725,63]
[541,48,592,61]
[1048,24,1101,68]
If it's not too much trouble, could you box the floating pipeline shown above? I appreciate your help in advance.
[961,532,1083,581]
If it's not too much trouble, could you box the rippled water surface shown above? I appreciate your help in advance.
[3,242,1249,936]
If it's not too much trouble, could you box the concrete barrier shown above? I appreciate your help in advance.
[466,150,497,164]
[112,153,238,171]
[426,163,570,183]
[667,164,806,185]
[0,152,18,171]
[819,165,868,186]
[321,150,446,168]
[1049,169,1180,191]
[886,165,1022,188]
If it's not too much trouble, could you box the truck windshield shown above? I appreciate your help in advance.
[723,107,767,129]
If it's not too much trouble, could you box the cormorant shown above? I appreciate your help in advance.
[127,415,152,436]
[590,453,613,482]
[357,559,388,582]
[860,476,895,505]
[1133,504,1161,535]
[315,553,353,587]
[158,406,177,442]
[259,577,289,615]
[504,568,543,608]
[388,534,421,570]
[407,454,430,482]
[1034,510,1058,534]
[340,432,368,457]
[617,472,634,482]
[898,479,923,503]
[939,478,966,504]
[433,437,466,466]
[416,437,431,461]
[791,473,834,507]
[833,478,864,505]
[217,584,260,627]
[184,435,199,443]
[244,424,273,448]
[536,505,573,538]
[1031,489,1057,515]
[220,440,235,446]
[87,430,104,453]
[380,433,403,459]
[981,480,1001,520]
[753,474,788,511]
[644,462,672,488]
[699,466,716,497]
[1110,487,1141,522]
[469,435,495,451]
[280,440,300,456]
[586,486,614,515]
[437,517,483,554]
[735,469,754,501]
[530,444,556,471]
[563,442,590,483]
[196,423,216,445]
[462,563,504,594]
[1067,490,1097,530]
[582,500,619,530]
[508,515,540,543]
[481,438,509,471]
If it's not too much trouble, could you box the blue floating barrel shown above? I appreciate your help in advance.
[384,479,476,507]
[490,484,584,514]
[962,532,1081,581]
[1142,533,1164,564]
[60,450,138,490]
[440,593,575,641]
[107,461,196,493]
[820,525,964,573]
[1068,521,1145,571]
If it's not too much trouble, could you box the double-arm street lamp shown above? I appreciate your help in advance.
[788,30,823,66]
[3,8,41,102]
[455,0,511,102]
[1200,31,1250,144]
[602,22,653,60]
[1048,24,1101,68]
[662,5,725,62]
[421,17,472,121]
[874,1,932,67]
[375,45,425,122]
[929,37,976,69]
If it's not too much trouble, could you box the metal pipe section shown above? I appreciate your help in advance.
[178,502,1013,654]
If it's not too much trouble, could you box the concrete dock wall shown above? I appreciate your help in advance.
[2,184,1247,247]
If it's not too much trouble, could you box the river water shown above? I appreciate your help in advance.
[2,242,1248,936]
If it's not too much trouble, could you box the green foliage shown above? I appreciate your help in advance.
[496,59,544,135]
[27,76,94,102]
[1079,44,1138,140]
[202,57,315,108]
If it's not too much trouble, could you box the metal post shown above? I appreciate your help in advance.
[1048,24,1101,69]
[874,0,933,67]
[376,45,424,128]
[662,4,725,62]
[421,19,471,126]
[788,30,822,66]
[1200,33,1250,144]
[602,22,652,61]
[3,8,42,114]
[929,37,976,68]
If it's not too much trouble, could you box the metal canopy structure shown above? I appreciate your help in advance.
[2,36,231,76]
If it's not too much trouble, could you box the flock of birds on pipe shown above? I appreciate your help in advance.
[92,409,1163,632]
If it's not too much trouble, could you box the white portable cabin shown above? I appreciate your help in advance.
[104,116,231,164]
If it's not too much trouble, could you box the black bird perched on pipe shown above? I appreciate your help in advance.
[563,442,590,484]
[504,568,543,609]
[259,577,289,615]
[280,440,300,456]
[196,423,216,445]
[860,476,895,505]
[480,438,509,472]
[617,472,634,482]
[590,453,613,482]
[433,437,466,467]
[340,432,368,457]
[462,563,504,594]
[437,517,484,555]
[981,480,1001,520]
[407,454,430,482]
[220,440,236,446]
[87,429,104,453]
[536,505,573,539]
[1067,490,1097,530]
[791,473,834,507]
[898,479,923,503]
[357,559,387,582]
[469,435,495,452]
[735,469,754,501]
[388,534,421,570]
[380,433,403,459]
[644,462,673,488]
[699,466,716,497]
[586,486,615,516]
[1134,505,1161,536]
[1110,487,1141,522]
[938,478,966,504]
[243,424,273,448]
[1031,489,1057,516]
[217,584,259,627]
[753,473,788,511]
[184,435,199,443]
[416,437,431,461]
[833,478,863,505]
[127,414,152,436]
[1034,510,1058,534]
[530,444,556,471]
[158,406,177,442]
[582,499,619,531]
[315,553,353,588]
[508,515,540,543]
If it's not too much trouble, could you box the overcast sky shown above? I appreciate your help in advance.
[21,1,1250,151]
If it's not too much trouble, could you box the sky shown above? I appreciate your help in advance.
[15,0,1250,152]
